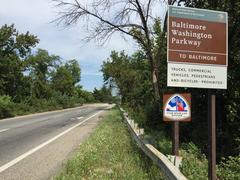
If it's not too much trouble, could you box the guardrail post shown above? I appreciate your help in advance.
[134,123,138,130]
[139,128,144,135]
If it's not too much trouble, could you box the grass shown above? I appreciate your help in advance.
[55,108,165,180]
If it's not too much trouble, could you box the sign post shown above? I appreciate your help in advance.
[172,121,179,156]
[167,6,228,179]
[208,90,216,180]
[163,93,191,156]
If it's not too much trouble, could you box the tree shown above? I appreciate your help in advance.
[0,24,39,100]
[52,60,80,96]
[53,0,171,103]
[25,49,60,98]
[0,24,39,58]
[52,66,75,96]
[65,59,81,85]
[77,89,95,103]
[93,86,112,103]
[102,50,162,126]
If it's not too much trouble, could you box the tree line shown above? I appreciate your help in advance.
[0,24,112,118]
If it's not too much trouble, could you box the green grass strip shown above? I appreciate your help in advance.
[55,108,165,180]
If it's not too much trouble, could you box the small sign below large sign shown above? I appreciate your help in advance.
[167,6,228,89]
[163,93,191,122]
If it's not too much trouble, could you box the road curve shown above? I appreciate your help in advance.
[0,103,112,180]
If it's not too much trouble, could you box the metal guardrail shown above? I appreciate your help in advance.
[119,107,187,180]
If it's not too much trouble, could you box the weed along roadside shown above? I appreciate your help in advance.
[55,108,165,180]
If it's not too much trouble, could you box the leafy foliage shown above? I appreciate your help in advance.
[25,49,60,99]
[0,24,39,99]
[65,59,81,85]
[93,85,113,103]
[180,143,208,180]
[0,95,14,118]
[0,24,39,58]
[52,66,75,96]
[102,50,153,106]
[217,156,240,180]
[0,24,95,118]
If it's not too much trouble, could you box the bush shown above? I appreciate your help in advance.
[158,137,172,155]
[124,106,147,127]
[181,142,206,160]
[0,93,87,119]
[217,156,240,179]
[12,102,33,116]
[180,142,208,180]
[0,95,14,118]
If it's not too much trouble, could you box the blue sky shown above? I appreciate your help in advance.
[0,0,138,91]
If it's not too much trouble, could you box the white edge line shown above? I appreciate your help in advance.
[0,109,106,173]
[0,129,10,133]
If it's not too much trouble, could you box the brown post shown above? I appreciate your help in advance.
[172,121,179,156]
[208,90,216,180]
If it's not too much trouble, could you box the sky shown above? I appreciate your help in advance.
[0,0,139,91]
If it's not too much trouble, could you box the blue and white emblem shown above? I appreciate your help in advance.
[164,94,191,121]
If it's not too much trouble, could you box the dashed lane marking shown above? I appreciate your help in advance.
[0,129,10,133]
[77,116,84,120]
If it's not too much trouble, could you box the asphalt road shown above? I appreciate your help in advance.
[0,103,112,179]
